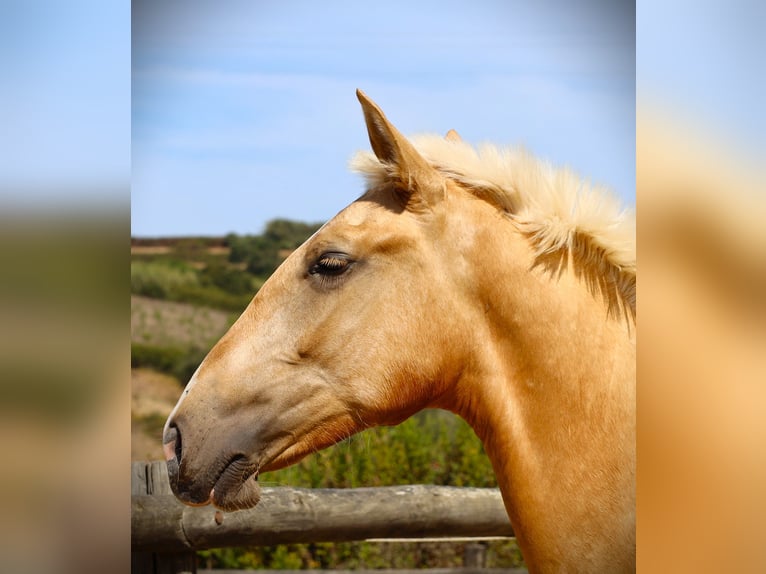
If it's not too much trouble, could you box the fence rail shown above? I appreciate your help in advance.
[131,461,518,574]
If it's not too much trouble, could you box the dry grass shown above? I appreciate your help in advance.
[131,368,183,460]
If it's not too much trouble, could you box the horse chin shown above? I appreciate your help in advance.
[210,457,262,512]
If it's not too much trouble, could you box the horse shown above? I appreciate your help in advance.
[163,90,636,573]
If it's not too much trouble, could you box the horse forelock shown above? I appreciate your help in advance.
[349,134,636,321]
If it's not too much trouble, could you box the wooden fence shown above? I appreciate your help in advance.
[132,461,522,574]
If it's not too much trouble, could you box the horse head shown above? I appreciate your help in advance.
[163,91,489,510]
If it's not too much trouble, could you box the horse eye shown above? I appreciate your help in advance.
[310,253,352,277]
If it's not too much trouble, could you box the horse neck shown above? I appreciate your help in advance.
[443,220,636,572]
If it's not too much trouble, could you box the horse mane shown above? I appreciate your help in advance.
[350,134,636,322]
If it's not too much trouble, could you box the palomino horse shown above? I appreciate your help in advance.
[163,91,636,573]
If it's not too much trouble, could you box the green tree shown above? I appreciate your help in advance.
[225,233,256,264]
[200,261,253,295]
[264,219,323,249]
[226,220,323,278]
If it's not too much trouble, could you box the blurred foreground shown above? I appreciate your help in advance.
[637,109,766,571]
[0,211,130,573]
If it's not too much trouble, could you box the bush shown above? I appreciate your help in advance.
[200,262,254,295]
[131,344,208,383]
[245,240,280,276]
[130,343,185,373]
[263,219,323,248]
[198,538,524,571]
[131,260,199,299]
[168,283,253,313]
[226,220,323,278]
[131,259,253,312]
[260,409,497,489]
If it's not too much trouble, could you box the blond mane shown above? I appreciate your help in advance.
[350,134,636,321]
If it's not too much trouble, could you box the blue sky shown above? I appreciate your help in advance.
[0,0,130,200]
[1,2,762,236]
[132,0,635,237]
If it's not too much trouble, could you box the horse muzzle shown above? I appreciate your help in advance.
[162,416,263,511]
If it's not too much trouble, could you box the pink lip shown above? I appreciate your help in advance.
[163,440,176,462]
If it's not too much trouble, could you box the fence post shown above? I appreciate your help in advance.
[463,541,487,569]
[132,461,197,574]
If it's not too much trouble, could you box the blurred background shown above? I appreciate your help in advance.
[1,1,130,573]
[1,0,764,572]
[637,1,766,571]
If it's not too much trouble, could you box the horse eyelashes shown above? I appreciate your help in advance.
[309,253,353,288]
[318,256,348,273]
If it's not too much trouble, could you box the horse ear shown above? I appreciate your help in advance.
[445,129,462,142]
[356,89,444,210]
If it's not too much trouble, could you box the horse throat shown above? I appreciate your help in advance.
[443,230,636,572]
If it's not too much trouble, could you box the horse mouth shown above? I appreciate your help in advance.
[209,455,262,511]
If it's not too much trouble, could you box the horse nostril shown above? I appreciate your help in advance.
[163,423,182,463]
